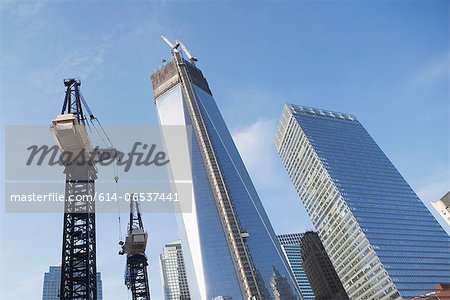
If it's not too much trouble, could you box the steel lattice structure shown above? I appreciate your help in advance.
[125,255,151,300]
[60,164,98,300]
[57,79,98,300]
[121,197,151,300]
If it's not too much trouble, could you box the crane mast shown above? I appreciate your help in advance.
[51,79,113,300]
[120,194,151,300]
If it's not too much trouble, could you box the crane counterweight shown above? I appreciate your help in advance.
[51,113,94,160]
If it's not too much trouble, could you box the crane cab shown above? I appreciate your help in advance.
[51,114,93,161]
[120,228,148,256]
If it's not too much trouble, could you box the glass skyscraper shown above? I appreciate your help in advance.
[151,47,300,299]
[42,265,102,300]
[277,233,314,300]
[160,240,191,300]
[274,104,450,300]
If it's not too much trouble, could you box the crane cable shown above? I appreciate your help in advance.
[114,158,123,243]
[84,116,104,148]
[80,92,114,148]
[79,92,121,243]
[95,117,114,148]
[91,121,109,148]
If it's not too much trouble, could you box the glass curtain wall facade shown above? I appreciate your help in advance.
[274,104,450,300]
[160,240,191,300]
[42,266,102,300]
[151,52,301,300]
[277,233,314,300]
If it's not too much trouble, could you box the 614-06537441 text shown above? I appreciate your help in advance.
[9,192,180,202]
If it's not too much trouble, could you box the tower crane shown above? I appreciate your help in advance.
[161,35,198,64]
[51,78,115,300]
[119,194,151,300]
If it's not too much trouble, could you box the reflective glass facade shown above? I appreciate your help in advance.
[42,266,102,300]
[274,104,450,300]
[278,233,314,300]
[152,58,301,300]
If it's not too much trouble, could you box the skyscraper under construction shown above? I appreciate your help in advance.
[151,37,301,300]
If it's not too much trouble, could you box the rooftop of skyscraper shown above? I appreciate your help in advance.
[287,103,358,122]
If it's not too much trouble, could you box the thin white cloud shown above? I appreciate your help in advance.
[0,0,13,12]
[22,14,167,97]
[414,52,449,84]
[232,118,313,233]
[7,273,43,298]
[25,32,114,96]
[416,167,450,234]
[417,179,450,203]
[16,1,44,18]
[0,0,45,19]
[415,165,450,202]
[0,52,21,67]
[232,118,280,186]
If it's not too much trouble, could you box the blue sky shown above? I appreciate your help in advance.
[0,1,449,299]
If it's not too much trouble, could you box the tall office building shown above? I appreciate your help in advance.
[277,233,314,300]
[42,265,102,300]
[274,104,450,299]
[151,43,300,299]
[432,191,450,226]
[160,240,191,300]
[300,231,348,300]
